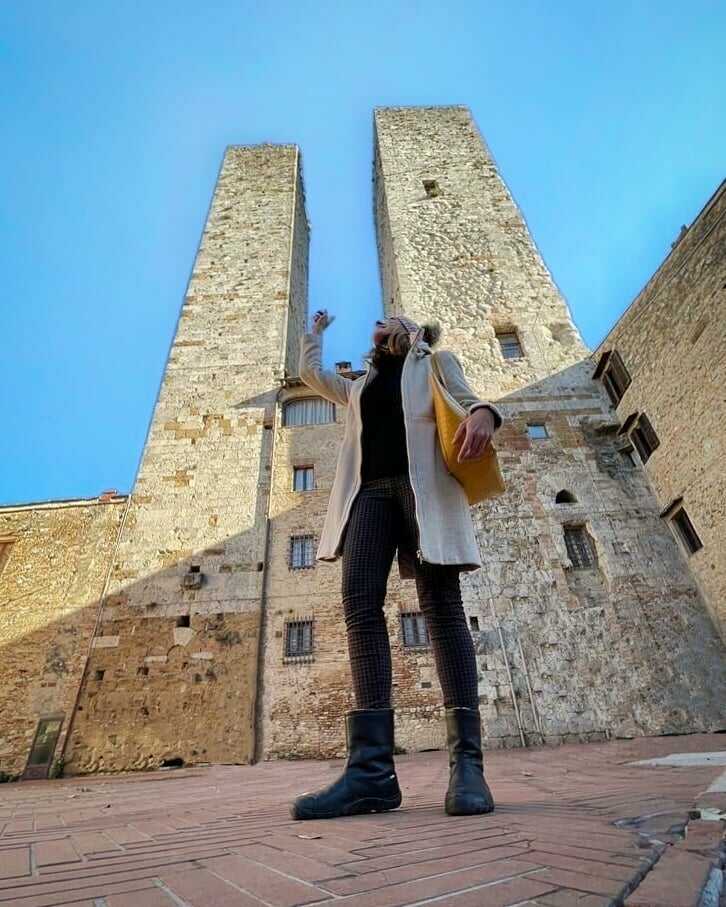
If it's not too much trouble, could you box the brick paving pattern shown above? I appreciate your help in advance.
[1,735,724,906]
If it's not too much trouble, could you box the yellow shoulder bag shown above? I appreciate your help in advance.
[429,351,506,505]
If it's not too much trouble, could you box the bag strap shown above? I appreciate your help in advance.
[430,350,448,390]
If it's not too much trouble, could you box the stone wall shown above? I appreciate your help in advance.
[0,497,126,777]
[64,145,309,774]
[596,181,726,642]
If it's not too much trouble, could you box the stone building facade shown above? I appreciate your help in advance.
[1,107,724,778]
[595,180,726,643]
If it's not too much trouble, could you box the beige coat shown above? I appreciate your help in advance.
[298,330,503,580]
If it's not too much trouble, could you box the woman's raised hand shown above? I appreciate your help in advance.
[311,309,335,335]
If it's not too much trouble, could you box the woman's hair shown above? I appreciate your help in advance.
[366,321,441,365]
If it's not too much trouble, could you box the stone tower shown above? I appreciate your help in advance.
[369,107,725,748]
[64,146,308,772]
[374,106,588,399]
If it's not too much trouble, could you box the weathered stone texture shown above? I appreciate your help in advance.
[0,497,126,777]
[63,145,309,773]
[597,181,726,641]
[3,113,724,775]
[374,106,588,400]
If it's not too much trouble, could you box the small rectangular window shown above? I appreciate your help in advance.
[595,349,631,408]
[469,615,480,632]
[527,423,549,440]
[0,540,13,577]
[284,619,314,657]
[496,331,523,360]
[422,179,440,198]
[631,414,659,463]
[283,397,335,427]
[176,615,190,628]
[290,534,315,569]
[564,526,596,569]
[401,612,430,649]
[670,507,703,555]
[293,466,315,492]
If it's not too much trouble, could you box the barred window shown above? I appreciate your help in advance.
[293,466,315,491]
[630,413,660,464]
[401,612,430,649]
[527,423,549,440]
[564,525,597,569]
[496,331,523,360]
[283,397,335,427]
[284,619,314,657]
[290,534,315,569]
[670,506,703,556]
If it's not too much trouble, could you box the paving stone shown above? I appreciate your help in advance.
[0,737,723,906]
[0,848,30,880]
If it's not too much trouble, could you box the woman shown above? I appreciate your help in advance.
[291,309,503,820]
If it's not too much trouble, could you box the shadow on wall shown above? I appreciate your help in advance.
[2,365,726,779]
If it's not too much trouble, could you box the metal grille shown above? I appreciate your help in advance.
[496,332,523,360]
[564,526,596,569]
[293,466,315,491]
[283,397,335,427]
[290,534,315,569]
[400,612,430,648]
[284,619,314,657]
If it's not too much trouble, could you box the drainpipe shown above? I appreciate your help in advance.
[58,493,134,771]
[251,385,281,764]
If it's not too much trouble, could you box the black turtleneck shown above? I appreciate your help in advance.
[360,352,409,483]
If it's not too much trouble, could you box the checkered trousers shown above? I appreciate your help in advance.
[340,473,479,711]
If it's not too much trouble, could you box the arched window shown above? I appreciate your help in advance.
[555,490,577,504]
[283,397,335,427]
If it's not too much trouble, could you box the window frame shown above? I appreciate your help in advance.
[594,349,632,408]
[630,413,660,463]
[400,611,430,649]
[282,396,336,428]
[0,538,14,577]
[663,502,703,556]
[563,524,597,570]
[495,329,524,361]
[527,422,549,440]
[292,465,315,492]
[289,534,316,570]
[284,618,314,658]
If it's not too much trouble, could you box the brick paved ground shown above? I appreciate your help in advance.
[1,735,724,907]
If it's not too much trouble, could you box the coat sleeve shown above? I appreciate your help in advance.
[299,332,353,407]
[436,350,504,430]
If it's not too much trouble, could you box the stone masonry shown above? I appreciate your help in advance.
[1,108,724,777]
[61,145,309,774]
[597,180,726,642]
[0,496,127,777]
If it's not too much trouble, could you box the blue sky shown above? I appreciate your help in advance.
[1,1,724,505]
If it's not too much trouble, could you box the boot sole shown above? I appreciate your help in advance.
[291,794,402,821]
[445,799,495,816]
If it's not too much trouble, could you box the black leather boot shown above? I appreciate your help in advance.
[444,707,495,816]
[291,708,402,820]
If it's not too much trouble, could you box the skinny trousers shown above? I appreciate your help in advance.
[341,473,479,711]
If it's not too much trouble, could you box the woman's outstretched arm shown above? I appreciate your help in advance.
[298,310,353,407]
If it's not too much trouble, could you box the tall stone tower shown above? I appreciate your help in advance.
[65,146,308,772]
[374,106,588,399]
